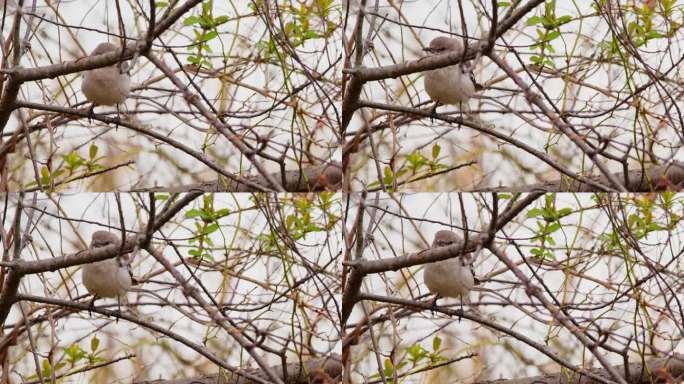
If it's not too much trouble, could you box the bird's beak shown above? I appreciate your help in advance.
[423,47,432,53]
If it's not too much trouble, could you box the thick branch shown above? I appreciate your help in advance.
[136,354,342,384]
[138,162,342,192]
[487,161,684,192]
[478,353,684,384]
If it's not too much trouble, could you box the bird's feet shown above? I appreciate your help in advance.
[428,295,441,316]
[87,296,98,317]
[428,102,440,123]
[87,103,96,124]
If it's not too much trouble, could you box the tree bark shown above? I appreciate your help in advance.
[136,162,342,192]
[478,353,684,384]
[487,162,684,192]
[136,354,342,384]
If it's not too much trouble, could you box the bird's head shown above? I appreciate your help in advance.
[431,230,460,248]
[90,42,119,56]
[423,36,462,54]
[90,231,119,248]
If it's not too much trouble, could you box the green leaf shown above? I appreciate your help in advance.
[527,15,542,26]
[203,223,219,234]
[546,30,561,41]
[497,2,511,6]
[183,16,200,26]
[527,208,542,218]
[203,30,218,41]
[431,144,441,159]
[91,336,100,352]
[558,208,572,217]
[89,144,98,159]
[185,209,201,218]
[556,15,572,26]
[432,336,442,351]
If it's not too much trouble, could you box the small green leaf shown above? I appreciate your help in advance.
[546,30,561,41]
[432,336,442,351]
[431,143,441,159]
[185,209,201,218]
[527,15,542,26]
[183,16,200,26]
[89,144,98,159]
[91,336,100,352]
[527,208,543,218]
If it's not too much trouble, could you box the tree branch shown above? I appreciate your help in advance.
[135,354,342,384]
[486,161,684,192]
[136,162,342,193]
[477,353,684,384]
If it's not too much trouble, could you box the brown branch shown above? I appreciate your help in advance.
[136,162,342,193]
[486,245,628,384]
[486,161,684,192]
[345,192,542,275]
[135,354,342,384]
[143,244,285,384]
[477,353,684,384]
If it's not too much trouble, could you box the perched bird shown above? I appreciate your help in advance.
[81,42,131,107]
[422,36,481,110]
[82,231,133,304]
[423,230,476,306]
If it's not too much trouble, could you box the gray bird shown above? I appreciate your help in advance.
[423,36,482,109]
[81,43,131,107]
[82,231,133,301]
[423,230,476,303]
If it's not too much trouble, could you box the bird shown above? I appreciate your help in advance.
[82,231,133,312]
[81,42,131,108]
[422,36,482,113]
[423,230,476,310]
